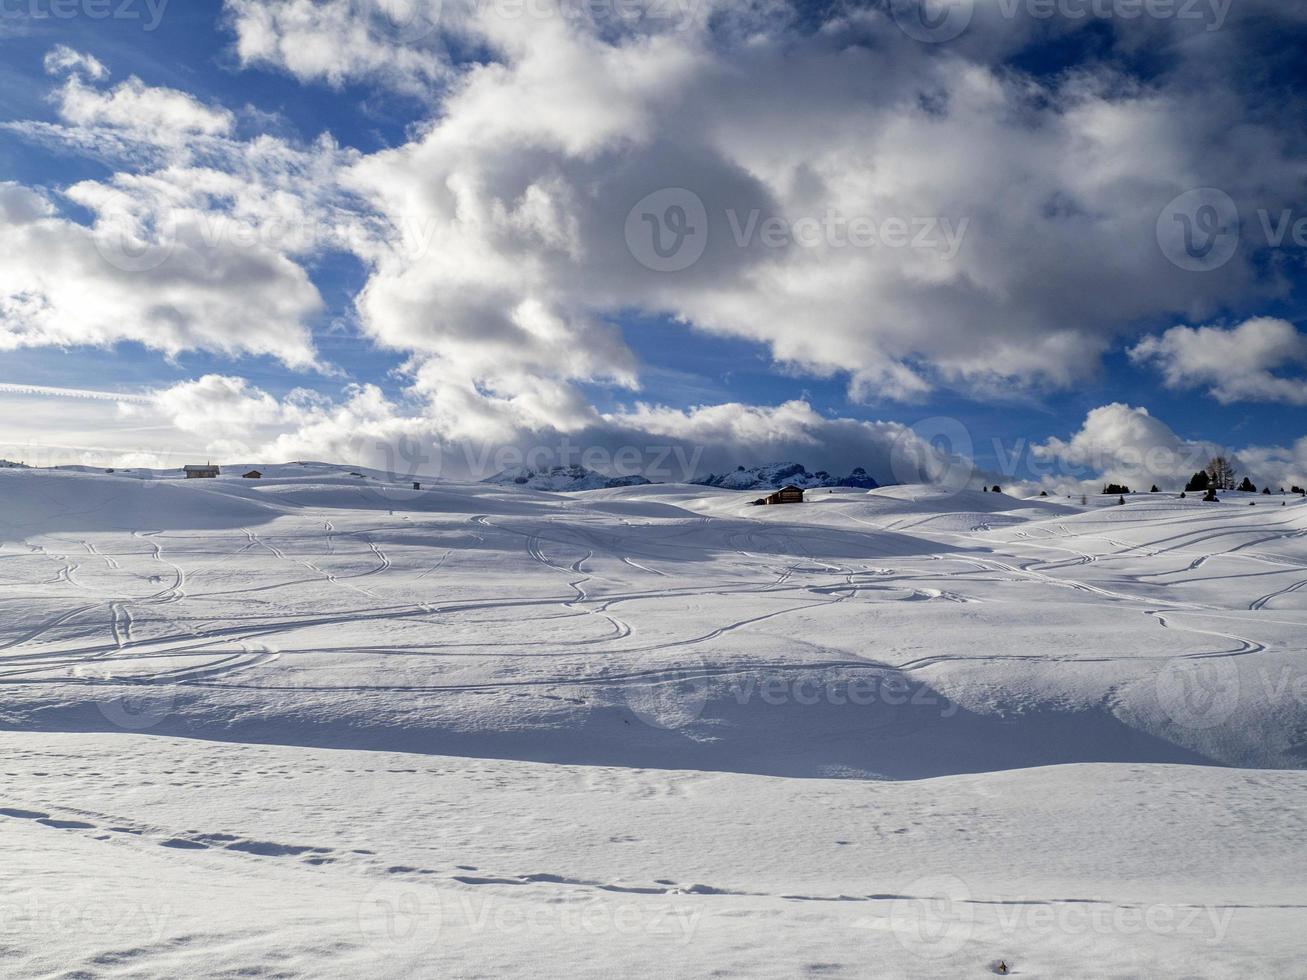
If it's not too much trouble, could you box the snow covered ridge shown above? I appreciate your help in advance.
[693,461,880,491]
[0,458,28,468]
[483,464,653,491]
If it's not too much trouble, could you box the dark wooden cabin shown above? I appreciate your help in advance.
[765,485,805,505]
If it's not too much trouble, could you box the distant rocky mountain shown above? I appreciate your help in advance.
[484,464,653,492]
[0,459,29,469]
[693,462,879,491]
[484,460,879,493]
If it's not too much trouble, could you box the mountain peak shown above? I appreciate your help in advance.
[693,462,879,491]
[483,464,652,492]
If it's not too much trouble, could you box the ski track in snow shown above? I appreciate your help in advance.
[4,471,1307,976]
[2,474,1306,737]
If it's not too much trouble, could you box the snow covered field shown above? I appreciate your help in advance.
[3,464,1307,977]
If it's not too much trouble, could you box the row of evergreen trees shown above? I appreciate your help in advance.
[1093,457,1307,500]
[1182,456,1276,494]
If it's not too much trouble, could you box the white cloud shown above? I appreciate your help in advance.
[43,45,108,80]
[55,74,235,137]
[229,384,949,486]
[1235,439,1307,493]
[0,181,323,368]
[1128,318,1307,405]
[0,53,384,369]
[79,375,947,487]
[8,12,1307,473]
[224,0,450,92]
[600,399,932,481]
[14,378,1307,497]
[0,182,53,224]
[325,0,1307,427]
[45,48,233,138]
[143,374,287,438]
[1032,403,1223,490]
[1029,403,1307,493]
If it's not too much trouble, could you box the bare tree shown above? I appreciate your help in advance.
[1206,456,1238,491]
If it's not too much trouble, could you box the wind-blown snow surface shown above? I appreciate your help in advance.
[3,464,1306,976]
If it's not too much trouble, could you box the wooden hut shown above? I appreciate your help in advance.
[764,485,805,505]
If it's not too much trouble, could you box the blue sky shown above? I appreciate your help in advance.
[2,0,1307,488]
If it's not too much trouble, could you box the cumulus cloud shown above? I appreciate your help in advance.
[598,400,937,481]
[1031,403,1223,490]
[22,377,1307,497]
[53,74,235,137]
[43,45,108,80]
[104,376,949,486]
[224,0,452,92]
[143,375,287,438]
[1028,402,1307,493]
[0,52,383,369]
[8,9,1307,473]
[1128,318,1307,405]
[321,0,1307,427]
[91,375,398,463]
[0,180,323,368]
[44,45,234,140]
[1235,439,1307,493]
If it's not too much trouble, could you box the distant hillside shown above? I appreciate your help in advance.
[0,459,29,469]
[484,464,653,492]
[693,462,879,491]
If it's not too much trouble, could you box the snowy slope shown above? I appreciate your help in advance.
[2,468,1306,976]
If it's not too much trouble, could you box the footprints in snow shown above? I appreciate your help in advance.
[0,806,94,829]
[0,805,337,865]
[447,870,750,897]
[2,802,760,901]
